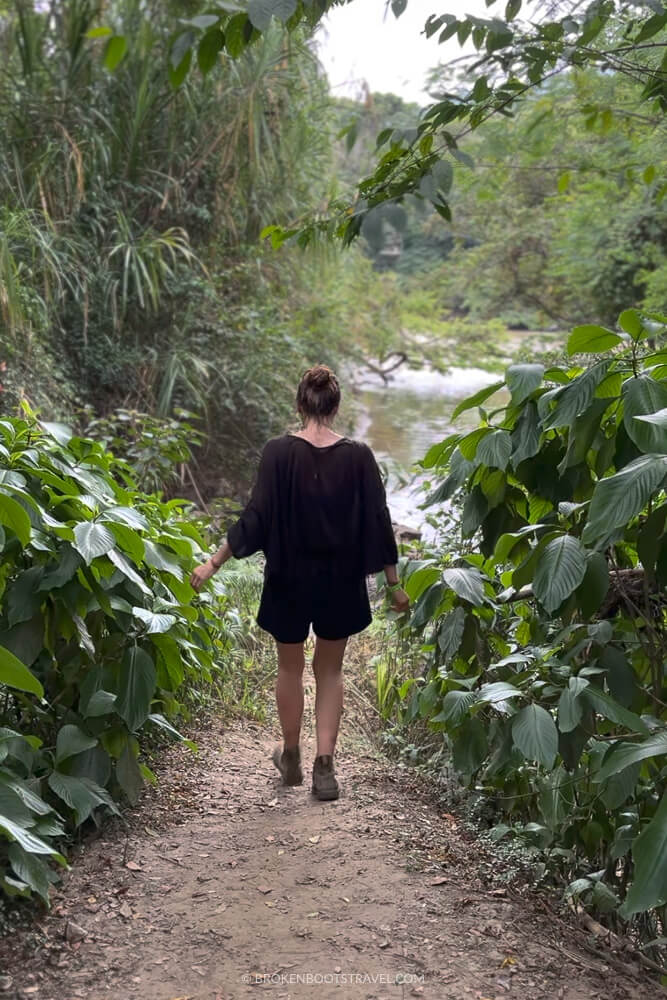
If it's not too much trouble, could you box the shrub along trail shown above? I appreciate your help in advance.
[0,681,654,1000]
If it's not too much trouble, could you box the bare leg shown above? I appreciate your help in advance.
[312,637,347,757]
[275,641,305,749]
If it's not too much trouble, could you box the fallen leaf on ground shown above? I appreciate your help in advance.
[256,885,272,894]
[126,861,142,871]
[308,835,320,844]
[430,876,448,886]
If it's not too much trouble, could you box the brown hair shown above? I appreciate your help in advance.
[296,365,341,423]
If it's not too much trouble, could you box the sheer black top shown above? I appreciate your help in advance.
[227,435,398,581]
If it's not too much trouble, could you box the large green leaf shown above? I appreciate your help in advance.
[432,689,478,724]
[116,742,143,804]
[437,607,466,663]
[596,731,667,781]
[576,551,609,619]
[583,454,667,544]
[0,645,44,698]
[623,376,667,453]
[7,567,43,627]
[505,363,544,404]
[582,686,649,735]
[411,583,445,629]
[115,646,156,733]
[451,381,505,419]
[511,401,541,466]
[441,567,486,605]
[100,506,149,530]
[476,430,512,470]
[0,494,31,546]
[452,717,488,773]
[566,325,623,355]
[108,549,152,595]
[143,540,182,578]
[8,844,50,902]
[248,0,296,31]
[542,362,610,431]
[0,774,51,816]
[132,607,177,635]
[55,725,98,764]
[197,26,225,73]
[405,564,439,601]
[0,814,65,860]
[82,690,117,718]
[477,682,523,705]
[48,772,119,826]
[39,421,73,446]
[533,535,587,612]
[512,704,558,768]
[73,522,115,564]
[620,792,667,916]
[557,677,589,734]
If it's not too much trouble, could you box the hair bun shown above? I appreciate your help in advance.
[296,365,341,421]
[310,366,332,388]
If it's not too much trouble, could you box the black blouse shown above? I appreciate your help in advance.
[227,435,398,581]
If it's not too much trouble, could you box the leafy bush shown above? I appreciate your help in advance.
[0,410,225,903]
[83,407,204,495]
[397,308,667,935]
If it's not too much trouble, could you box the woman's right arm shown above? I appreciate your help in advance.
[190,442,274,591]
[190,539,233,591]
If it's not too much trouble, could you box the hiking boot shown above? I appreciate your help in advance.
[311,755,340,801]
[272,745,303,786]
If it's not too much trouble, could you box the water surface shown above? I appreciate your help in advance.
[354,365,510,532]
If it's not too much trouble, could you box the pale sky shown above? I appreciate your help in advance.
[317,1,492,106]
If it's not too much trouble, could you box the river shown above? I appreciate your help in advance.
[353,364,510,535]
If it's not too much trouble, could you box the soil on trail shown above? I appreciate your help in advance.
[1,672,656,1000]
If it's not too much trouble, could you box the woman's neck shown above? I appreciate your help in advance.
[295,421,342,445]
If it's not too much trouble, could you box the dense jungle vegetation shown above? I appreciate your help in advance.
[0,0,666,974]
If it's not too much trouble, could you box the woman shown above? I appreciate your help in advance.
[190,365,410,801]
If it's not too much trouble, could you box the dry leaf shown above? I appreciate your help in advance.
[430,876,448,886]
[257,885,273,895]
[126,861,142,871]
[308,835,320,844]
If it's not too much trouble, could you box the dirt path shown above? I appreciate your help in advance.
[1,675,656,1000]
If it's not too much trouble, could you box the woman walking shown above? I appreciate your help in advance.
[190,366,409,801]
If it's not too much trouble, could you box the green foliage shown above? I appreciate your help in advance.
[0,1,342,492]
[83,408,203,495]
[0,410,235,903]
[392,308,667,934]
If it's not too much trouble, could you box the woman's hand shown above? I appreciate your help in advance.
[389,587,410,614]
[189,558,218,592]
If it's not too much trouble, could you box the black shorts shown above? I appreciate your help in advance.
[257,571,372,645]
